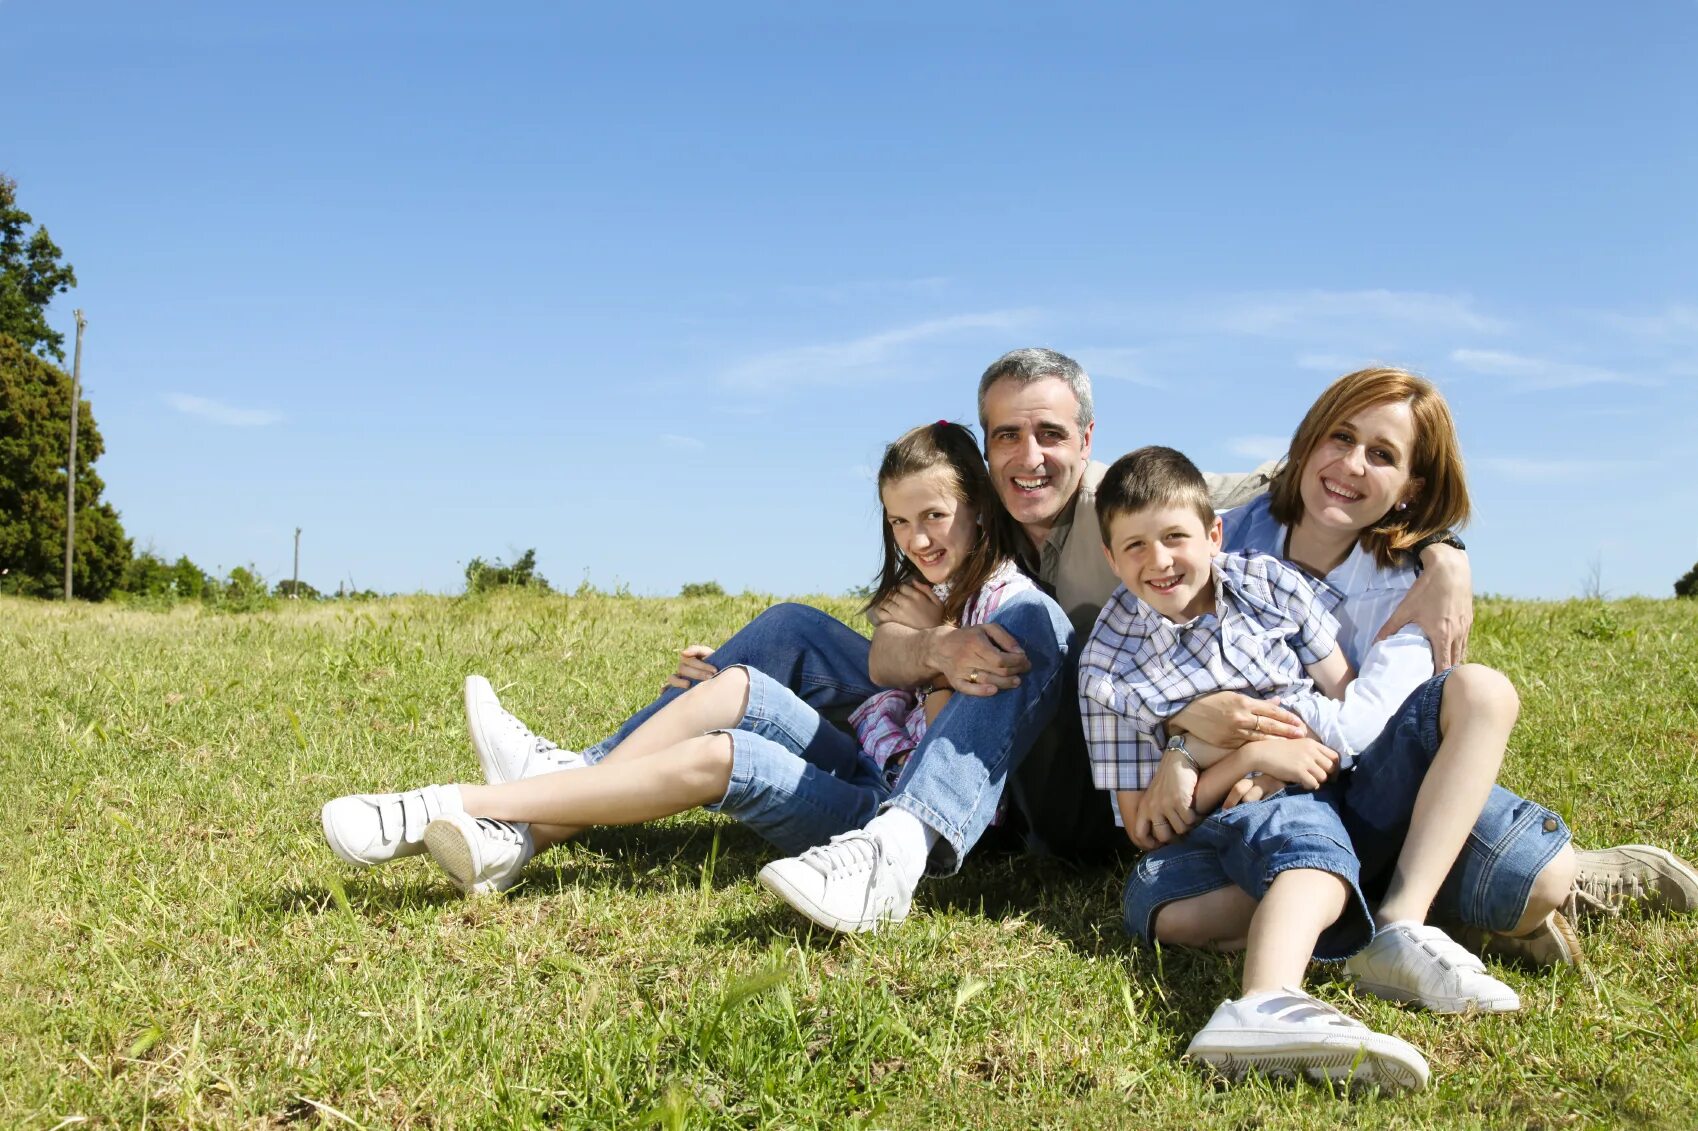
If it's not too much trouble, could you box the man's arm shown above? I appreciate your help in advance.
[1376,542,1473,672]
[867,621,1031,695]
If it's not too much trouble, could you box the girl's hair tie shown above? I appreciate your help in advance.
[936,418,950,427]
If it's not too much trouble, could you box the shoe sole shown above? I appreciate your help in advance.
[1187,1032,1429,1092]
[425,812,485,895]
[1351,978,1519,1015]
[1576,845,1698,913]
[757,862,907,934]
[463,675,510,785]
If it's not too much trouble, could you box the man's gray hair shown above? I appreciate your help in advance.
[976,348,1094,432]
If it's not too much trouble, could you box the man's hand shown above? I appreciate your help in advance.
[1241,736,1338,790]
[662,644,719,691]
[1142,750,1200,847]
[1168,691,1305,748]
[1222,774,1291,810]
[1377,542,1473,673]
[925,623,1030,697]
[875,579,945,630]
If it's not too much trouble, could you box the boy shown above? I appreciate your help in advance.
[1077,447,1515,1091]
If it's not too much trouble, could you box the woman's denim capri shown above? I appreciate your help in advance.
[1124,669,1572,959]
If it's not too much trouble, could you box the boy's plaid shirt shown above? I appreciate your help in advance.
[1077,551,1342,793]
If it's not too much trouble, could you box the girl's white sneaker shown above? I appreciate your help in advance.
[464,675,586,783]
[425,811,536,895]
[321,784,463,868]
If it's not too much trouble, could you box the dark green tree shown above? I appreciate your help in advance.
[1677,562,1698,599]
[0,175,78,362]
[465,548,550,594]
[0,335,130,598]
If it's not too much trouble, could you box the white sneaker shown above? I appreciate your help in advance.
[321,784,462,868]
[758,830,914,933]
[425,811,535,895]
[464,674,586,784]
[1346,921,1521,1014]
[1186,988,1430,1093]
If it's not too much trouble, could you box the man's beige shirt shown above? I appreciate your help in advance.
[1019,459,1283,640]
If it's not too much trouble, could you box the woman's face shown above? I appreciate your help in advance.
[1297,398,1423,535]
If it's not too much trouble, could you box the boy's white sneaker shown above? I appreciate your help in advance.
[424,811,535,895]
[464,674,586,784]
[1345,921,1521,1014]
[321,783,463,868]
[1186,988,1430,1093]
[758,830,914,933]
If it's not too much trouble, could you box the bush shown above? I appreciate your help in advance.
[274,579,321,600]
[679,580,724,598]
[1677,562,1698,599]
[204,564,274,612]
[120,550,212,601]
[465,548,550,595]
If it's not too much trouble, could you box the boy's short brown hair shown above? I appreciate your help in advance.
[1096,446,1216,545]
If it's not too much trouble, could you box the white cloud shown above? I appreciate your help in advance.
[1226,435,1290,461]
[660,433,705,451]
[1594,304,1698,342]
[1213,290,1508,337]
[1474,456,1653,483]
[779,276,952,303]
[1071,346,1163,387]
[1295,352,1377,373]
[163,393,283,427]
[720,309,1038,391]
[1447,348,1655,390]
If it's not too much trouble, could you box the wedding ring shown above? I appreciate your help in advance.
[967,669,980,684]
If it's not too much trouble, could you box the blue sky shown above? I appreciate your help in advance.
[6,1,1695,599]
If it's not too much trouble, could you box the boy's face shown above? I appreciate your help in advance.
[1101,504,1223,622]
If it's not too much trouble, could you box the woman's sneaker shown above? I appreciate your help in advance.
[1186,988,1430,1093]
[1572,844,1698,916]
[321,784,463,868]
[464,675,586,784]
[1345,921,1521,1013]
[425,811,535,895]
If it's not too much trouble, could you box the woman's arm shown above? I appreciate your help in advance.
[1375,542,1473,672]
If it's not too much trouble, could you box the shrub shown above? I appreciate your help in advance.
[1677,562,1698,599]
[679,580,725,598]
[274,579,321,600]
[465,548,550,595]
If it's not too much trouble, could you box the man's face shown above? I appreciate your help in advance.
[982,376,1094,546]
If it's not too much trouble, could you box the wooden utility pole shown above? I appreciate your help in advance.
[64,310,86,601]
[292,528,302,598]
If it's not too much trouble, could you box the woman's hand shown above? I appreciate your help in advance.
[875,580,946,630]
[1242,736,1338,789]
[1221,774,1292,810]
[662,644,719,691]
[1377,542,1473,672]
[1168,691,1305,748]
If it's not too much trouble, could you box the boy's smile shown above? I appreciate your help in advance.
[1101,504,1223,622]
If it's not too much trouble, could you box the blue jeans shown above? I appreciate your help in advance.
[704,667,890,855]
[582,593,1075,875]
[1124,670,1572,957]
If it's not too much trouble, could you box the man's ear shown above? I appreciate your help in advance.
[1080,419,1094,462]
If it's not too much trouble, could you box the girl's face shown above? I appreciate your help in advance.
[882,466,980,585]
[1297,398,1424,535]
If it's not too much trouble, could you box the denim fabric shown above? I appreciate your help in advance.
[580,603,881,763]
[1123,668,1574,957]
[702,667,890,856]
[1343,670,1572,933]
[1122,784,1375,960]
[885,586,1075,876]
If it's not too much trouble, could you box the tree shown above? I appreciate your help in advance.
[465,548,550,594]
[0,335,129,598]
[0,175,78,362]
[1677,562,1698,599]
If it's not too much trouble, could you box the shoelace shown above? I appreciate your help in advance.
[1577,871,1646,904]
[474,817,526,846]
[495,711,578,769]
[801,832,880,877]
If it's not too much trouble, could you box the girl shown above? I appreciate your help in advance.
[319,420,1035,898]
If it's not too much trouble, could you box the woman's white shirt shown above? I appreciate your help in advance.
[1221,495,1435,763]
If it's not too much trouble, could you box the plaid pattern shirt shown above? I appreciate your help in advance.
[850,559,1036,784]
[1078,551,1341,794]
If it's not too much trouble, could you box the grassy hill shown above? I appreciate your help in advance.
[3,592,1695,1129]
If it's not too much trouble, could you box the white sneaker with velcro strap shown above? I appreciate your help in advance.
[321,783,463,868]
[1187,987,1430,1092]
[1345,920,1521,1013]
[464,675,587,784]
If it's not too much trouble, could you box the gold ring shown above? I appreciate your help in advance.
[967,669,980,684]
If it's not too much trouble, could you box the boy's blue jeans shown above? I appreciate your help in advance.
[581,592,1075,875]
[1123,670,1572,957]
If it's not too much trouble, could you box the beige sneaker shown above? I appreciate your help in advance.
[1451,910,1581,969]
[1572,844,1698,917]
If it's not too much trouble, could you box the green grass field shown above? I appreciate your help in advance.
[4,592,1697,1129]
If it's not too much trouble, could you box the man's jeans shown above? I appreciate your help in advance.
[581,593,1075,875]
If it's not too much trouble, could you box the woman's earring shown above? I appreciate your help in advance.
[1394,501,1409,511]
